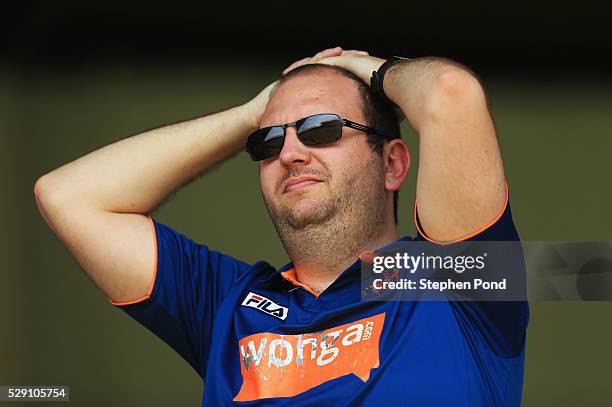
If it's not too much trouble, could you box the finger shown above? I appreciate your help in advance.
[344,49,369,56]
[282,57,311,74]
[312,56,341,67]
[283,58,307,73]
[314,46,343,59]
[284,47,343,74]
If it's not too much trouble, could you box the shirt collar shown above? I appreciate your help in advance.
[275,235,414,297]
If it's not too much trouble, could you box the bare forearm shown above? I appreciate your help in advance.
[33,84,273,304]
[384,56,504,241]
[36,103,257,214]
[383,57,479,133]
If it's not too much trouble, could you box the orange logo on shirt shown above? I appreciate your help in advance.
[233,313,386,401]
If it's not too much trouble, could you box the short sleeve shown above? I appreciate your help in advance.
[110,216,253,378]
[414,185,529,357]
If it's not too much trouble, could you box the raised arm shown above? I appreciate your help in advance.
[34,82,276,303]
[383,57,505,242]
[285,49,505,243]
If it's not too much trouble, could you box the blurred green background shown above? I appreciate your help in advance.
[2,62,611,406]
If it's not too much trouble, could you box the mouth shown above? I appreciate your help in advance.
[283,176,323,193]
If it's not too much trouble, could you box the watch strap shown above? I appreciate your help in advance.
[370,56,412,107]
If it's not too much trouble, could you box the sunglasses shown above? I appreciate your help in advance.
[245,113,393,161]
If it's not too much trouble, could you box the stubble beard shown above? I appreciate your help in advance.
[262,156,387,266]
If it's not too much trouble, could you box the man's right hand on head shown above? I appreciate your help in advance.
[243,80,279,130]
[243,46,369,131]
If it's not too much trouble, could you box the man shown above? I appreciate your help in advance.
[34,47,528,405]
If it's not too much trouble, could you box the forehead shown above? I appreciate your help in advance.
[260,70,365,127]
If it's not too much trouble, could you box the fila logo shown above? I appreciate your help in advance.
[241,292,288,320]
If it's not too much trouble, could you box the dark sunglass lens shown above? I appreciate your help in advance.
[297,114,341,146]
[247,126,285,160]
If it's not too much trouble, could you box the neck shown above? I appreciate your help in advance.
[280,213,399,294]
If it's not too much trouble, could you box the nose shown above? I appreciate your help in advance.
[278,126,312,168]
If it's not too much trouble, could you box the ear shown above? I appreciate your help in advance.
[383,140,410,192]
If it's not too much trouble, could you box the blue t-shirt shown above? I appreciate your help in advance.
[111,191,528,406]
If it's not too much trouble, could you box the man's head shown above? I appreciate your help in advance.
[257,64,409,251]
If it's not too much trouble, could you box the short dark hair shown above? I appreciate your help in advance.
[278,64,402,224]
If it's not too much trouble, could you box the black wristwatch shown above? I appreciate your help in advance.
[370,56,412,107]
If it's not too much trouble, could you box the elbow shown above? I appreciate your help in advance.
[34,175,54,212]
[33,175,49,200]
[35,174,99,220]
[34,174,65,215]
[422,68,487,119]
[436,68,482,98]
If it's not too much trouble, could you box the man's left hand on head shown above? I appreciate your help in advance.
[282,47,385,85]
